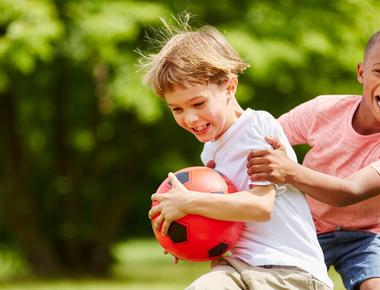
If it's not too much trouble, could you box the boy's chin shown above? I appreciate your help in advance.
[193,134,212,143]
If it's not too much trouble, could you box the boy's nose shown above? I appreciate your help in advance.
[184,111,199,125]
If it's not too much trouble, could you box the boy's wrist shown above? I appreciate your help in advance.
[183,190,199,215]
[284,161,300,184]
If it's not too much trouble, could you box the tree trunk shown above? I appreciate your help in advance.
[0,88,62,276]
[52,57,83,272]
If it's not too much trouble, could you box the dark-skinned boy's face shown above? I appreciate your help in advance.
[357,40,380,124]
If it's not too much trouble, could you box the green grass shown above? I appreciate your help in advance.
[0,239,345,289]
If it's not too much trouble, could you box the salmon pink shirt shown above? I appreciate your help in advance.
[279,95,380,234]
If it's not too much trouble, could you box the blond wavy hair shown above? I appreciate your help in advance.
[139,14,249,98]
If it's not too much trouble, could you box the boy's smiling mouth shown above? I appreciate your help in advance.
[192,123,210,134]
[376,95,380,108]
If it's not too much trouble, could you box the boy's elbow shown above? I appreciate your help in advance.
[333,194,364,207]
[260,205,273,221]
[245,187,275,221]
[333,199,355,207]
[329,182,363,207]
[250,203,273,222]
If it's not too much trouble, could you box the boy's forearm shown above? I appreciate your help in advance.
[187,185,275,222]
[286,163,380,207]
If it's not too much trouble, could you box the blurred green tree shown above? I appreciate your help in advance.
[0,0,379,277]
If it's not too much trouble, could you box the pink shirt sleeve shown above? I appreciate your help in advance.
[278,97,318,145]
[370,160,380,175]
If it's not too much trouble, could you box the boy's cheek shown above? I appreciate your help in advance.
[175,119,189,131]
[172,115,182,126]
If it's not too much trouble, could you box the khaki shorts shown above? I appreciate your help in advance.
[185,257,331,290]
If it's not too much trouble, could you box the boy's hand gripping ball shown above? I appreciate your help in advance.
[151,166,243,262]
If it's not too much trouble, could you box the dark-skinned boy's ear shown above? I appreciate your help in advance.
[357,63,364,84]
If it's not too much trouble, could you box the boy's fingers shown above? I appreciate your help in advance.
[247,165,271,175]
[264,136,275,143]
[153,214,164,230]
[247,156,269,168]
[161,220,171,236]
[265,136,285,151]
[168,172,183,187]
[206,160,216,169]
[250,173,272,182]
[247,150,270,160]
[168,172,177,180]
[162,249,179,264]
[152,192,165,202]
[148,205,160,219]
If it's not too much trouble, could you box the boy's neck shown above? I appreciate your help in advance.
[233,101,244,119]
[213,101,243,142]
[352,101,380,135]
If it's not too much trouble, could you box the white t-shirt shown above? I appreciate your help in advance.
[201,108,333,288]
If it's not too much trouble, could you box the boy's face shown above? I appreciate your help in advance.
[164,82,237,143]
[357,41,380,123]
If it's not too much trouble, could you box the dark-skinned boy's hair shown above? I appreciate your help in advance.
[364,30,380,61]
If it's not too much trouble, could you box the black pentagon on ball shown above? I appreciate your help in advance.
[167,171,190,187]
[167,221,188,243]
[208,242,229,258]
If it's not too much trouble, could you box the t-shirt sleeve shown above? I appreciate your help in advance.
[246,111,298,194]
[278,97,318,145]
[370,160,380,175]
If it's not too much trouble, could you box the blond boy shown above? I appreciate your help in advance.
[141,16,333,290]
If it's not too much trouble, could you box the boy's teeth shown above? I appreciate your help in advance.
[194,124,207,131]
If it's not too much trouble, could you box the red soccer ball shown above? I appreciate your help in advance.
[151,166,243,262]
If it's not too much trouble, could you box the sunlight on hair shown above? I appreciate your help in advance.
[137,12,249,98]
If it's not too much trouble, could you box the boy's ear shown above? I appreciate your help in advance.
[226,75,238,96]
[357,63,364,84]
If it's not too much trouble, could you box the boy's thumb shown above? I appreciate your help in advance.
[265,136,283,150]
[168,172,180,186]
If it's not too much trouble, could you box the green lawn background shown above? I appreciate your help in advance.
[0,239,345,290]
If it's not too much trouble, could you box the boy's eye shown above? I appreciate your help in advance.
[194,101,206,107]
[172,107,182,113]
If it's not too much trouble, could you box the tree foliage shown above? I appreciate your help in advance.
[0,0,379,276]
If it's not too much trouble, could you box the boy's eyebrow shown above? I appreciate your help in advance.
[167,95,205,107]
